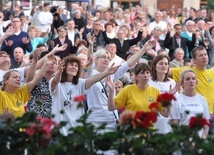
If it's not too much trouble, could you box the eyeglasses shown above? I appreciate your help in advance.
[98,55,111,61]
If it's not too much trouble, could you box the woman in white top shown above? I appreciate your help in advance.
[86,40,156,132]
[49,55,119,135]
[170,70,210,138]
[149,54,178,134]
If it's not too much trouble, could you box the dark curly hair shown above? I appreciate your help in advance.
[60,55,81,85]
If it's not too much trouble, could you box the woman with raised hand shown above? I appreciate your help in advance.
[49,55,119,136]
[0,49,54,118]
[86,40,156,133]
[170,70,210,138]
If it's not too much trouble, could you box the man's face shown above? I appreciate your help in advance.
[107,44,117,55]
[201,10,207,18]
[194,49,208,67]
[67,20,75,30]
[14,49,24,59]
[104,12,110,20]
[0,53,10,65]
[12,17,21,30]
[155,13,162,23]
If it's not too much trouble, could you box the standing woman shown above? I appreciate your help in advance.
[107,63,160,112]
[149,54,177,94]
[170,70,210,138]
[149,54,178,134]
[0,51,53,118]
[49,55,119,135]
[86,40,156,132]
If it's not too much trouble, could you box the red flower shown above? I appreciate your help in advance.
[74,95,86,102]
[189,116,210,128]
[157,93,176,102]
[157,93,176,107]
[118,106,125,114]
[149,102,159,110]
[133,111,157,128]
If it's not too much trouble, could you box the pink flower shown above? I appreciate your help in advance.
[26,127,35,136]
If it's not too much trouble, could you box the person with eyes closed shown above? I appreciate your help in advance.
[49,54,120,136]
[149,54,178,94]
[0,49,54,118]
[85,40,156,133]
[149,54,179,134]
[170,70,210,139]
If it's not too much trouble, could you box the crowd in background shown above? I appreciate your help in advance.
[0,1,214,139]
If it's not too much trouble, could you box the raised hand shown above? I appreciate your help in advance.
[87,33,95,45]
[5,40,13,47]
[106,63,120,75]
[106,76,115,92]
[144,40,156,50]
[22,37,30,44]
[53,43,68,52]
[146,49,157,57]
[46,54,56,65]
[5,26,15,37]
[58,60,65,73]
[79,27,85,34]
[169,82,180,94]
[32,48,43,62]
[22,54,30,66]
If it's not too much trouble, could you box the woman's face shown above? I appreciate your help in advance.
[106,25,113,33]
[135,70,150,85]
[35,28,42,37]
[155,57,169,75]
[65,62,79,76]
[5,71,21,88]
[28,29,36,38]
[182,72,197,90]
[78,55,87,66]
[95,53,110,69]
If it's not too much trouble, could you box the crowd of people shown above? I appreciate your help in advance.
[0,1,214,139]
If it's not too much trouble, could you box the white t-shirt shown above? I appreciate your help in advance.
[50,78,87,136]
[149,77,176,93]
[170,93,210,137]
[86,62,129,132]
[38,11,53,32]
[155,112,172,134]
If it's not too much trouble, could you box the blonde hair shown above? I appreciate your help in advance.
[93,48,110,60]
[179,70,198,87]
[2,70,19,90]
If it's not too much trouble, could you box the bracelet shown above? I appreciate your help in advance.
[83,66,90,72]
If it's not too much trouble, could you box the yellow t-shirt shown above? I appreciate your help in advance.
[115,84,160,112]
[0,85,31,118]
[172,67,214,114]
